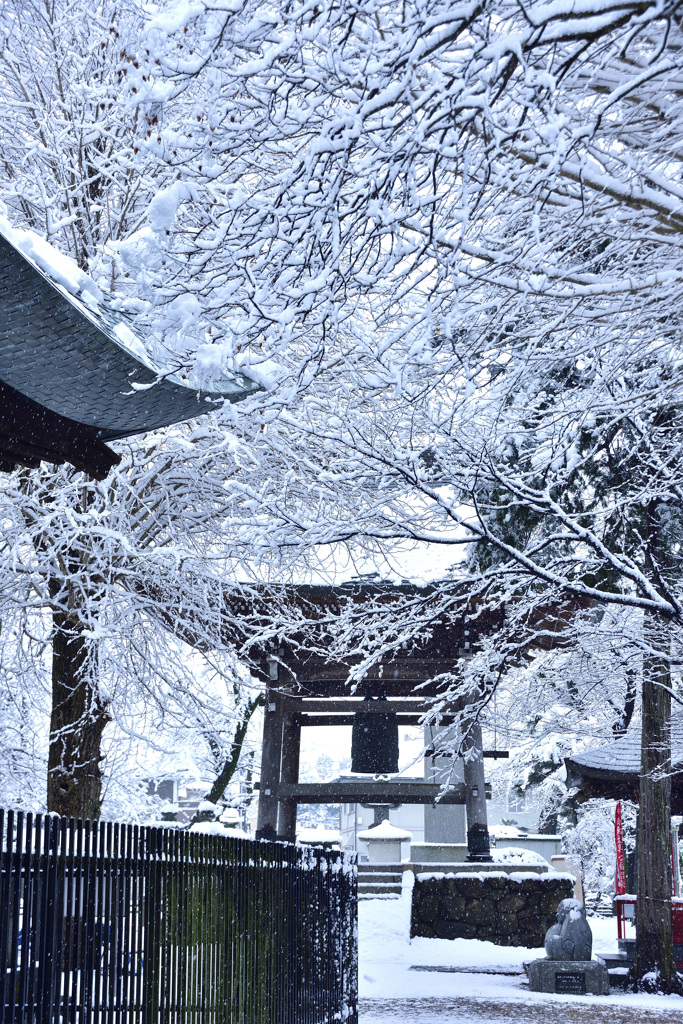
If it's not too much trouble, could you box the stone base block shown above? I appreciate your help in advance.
[528,958,610,995]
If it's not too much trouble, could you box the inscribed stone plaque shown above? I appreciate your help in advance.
[555,971,586,994]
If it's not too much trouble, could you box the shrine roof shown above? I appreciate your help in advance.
[566,712,683,785]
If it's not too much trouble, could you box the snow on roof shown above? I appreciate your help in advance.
[297,827,343,844]
[567,711,683,780]
[0,210,262,437]
[0,214,104,305]
[357,820,412,841]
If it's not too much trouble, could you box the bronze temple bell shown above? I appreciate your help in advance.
[350,696,399,774]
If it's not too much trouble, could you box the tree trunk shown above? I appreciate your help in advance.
[190,693,264,827]
[634,635,680,992]
[47,607,110,819]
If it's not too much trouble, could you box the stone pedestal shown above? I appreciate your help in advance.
[528,958,610,995]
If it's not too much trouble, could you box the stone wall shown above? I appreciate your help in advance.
[410,871,574,947]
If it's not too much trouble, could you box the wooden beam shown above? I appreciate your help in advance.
[301,712,450,729]
[277,711,301,842]
[255,688,284,840]
[268,679,459,697]
[280,697,462,714]
[273,781,491,804]
[258,655,471,691]
[299,714,460,727]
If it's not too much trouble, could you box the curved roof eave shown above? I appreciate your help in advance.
[0,229,262,439]
[566,712,683,785]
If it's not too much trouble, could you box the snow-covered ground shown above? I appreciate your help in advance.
[359,874,683,1021]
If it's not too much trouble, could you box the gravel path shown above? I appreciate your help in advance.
[359,995,683,1022]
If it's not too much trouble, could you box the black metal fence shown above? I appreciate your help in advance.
[0,809,357,1024]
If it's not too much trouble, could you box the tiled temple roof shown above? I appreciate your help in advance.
[566,712,683,804]
[0,227,261,477]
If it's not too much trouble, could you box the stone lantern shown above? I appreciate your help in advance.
[357,821,412,864]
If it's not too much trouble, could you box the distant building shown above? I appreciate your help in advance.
[146,777,253,830]
[486,782,545,833]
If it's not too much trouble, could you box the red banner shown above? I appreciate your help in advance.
[615,801,626,895]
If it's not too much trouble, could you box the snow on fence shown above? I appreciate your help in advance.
[0,809,358,1023]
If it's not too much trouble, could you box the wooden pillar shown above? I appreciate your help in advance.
[277,711,301,842]
[256,686,284,841]
[463,722,492,861]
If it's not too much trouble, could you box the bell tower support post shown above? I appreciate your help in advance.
[278,710,301,842]
[463,721,492,861]
[256,686,284,841]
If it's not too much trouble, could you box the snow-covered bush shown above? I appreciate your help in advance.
[563,800,636,900]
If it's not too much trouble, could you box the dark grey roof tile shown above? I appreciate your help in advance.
[0,229,262,440]
[568,712,683,777]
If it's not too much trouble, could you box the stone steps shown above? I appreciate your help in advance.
[358,864,404,898]
[358,881,403,892]
[357,862,405,872]
[359,887,402,899]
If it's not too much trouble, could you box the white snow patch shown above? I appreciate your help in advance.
[197,800,218,813]
[222,826,251,838]
[358,821,413,841]
[113,322,157,367]
[489,823,526,838]
[234,351,281,390]
[0,205,102,304]
[416,871,509,882]
[146,0,205,36]
[147,182,191,234]
[493,846,549,866]
[220,807,241,824]
[297,827,343,844]
[359,889,682,1012]
[189,819,250,838]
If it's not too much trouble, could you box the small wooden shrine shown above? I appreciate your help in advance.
[566,713,683,813]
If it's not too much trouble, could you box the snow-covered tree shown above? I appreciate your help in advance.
[0,0,271,821]
[0,420,270,819]
[4,0,683,990]
[0,0,171,270]
[110,0,683,989]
